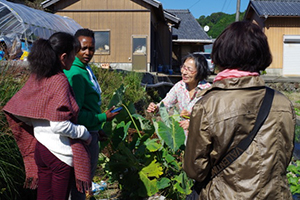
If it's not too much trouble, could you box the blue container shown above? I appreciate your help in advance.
[157,65,163,72]
[0,50,5,60]
[163,65,169,73]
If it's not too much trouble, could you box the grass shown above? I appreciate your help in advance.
[91,66,152,114]
[0,63,36,200]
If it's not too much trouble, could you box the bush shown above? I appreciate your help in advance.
[0,63,36,200]
[91,66,151,114]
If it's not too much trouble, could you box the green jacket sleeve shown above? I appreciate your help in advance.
[68,73,107,128]
[97,113,107,123]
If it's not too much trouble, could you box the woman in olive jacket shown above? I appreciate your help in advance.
[183,21,295,200]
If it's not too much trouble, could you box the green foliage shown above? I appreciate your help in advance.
[197,12,245,38]
[287,159,300,195]
[296,125,300,143]
[295,107,300,116]
[287,106,300,195]
[0,63,36,200]
[8,0,45,10]
[153,103,185,152]
[102,85,193,199]
[91,66,150,114]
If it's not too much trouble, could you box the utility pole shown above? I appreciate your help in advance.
[235,0,241,21]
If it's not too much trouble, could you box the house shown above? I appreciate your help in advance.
[41,0,181,72]
[166,9,213,72]
[245,0,300,76]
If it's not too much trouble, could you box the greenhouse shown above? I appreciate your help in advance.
[0,0,82,59]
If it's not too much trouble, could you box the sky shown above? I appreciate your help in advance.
[157,0,250,18]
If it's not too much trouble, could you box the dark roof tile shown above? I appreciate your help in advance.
[166,9,211,40]
[251,0,300,16]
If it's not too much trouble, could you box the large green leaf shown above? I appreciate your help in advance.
[158,103,171,127]
[111,121,131,149]
[106,84,137,122]
[162,149,181,170]
[140,159,163,178]
[108,84,126,109]
[157,177,171,190]
[144,138,162,152]
[171,108,182,122]
[154,118,185,152]
[113,142,140,168]
[173,171,193,195]
[139,159,162,196]
[139,171,159,197]
[114,102,136,122]
[132,114,155,135]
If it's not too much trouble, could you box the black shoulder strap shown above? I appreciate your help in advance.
[193,87,275,195]
[210,87,274,179]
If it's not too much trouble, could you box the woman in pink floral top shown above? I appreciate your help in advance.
[147,53,211,131]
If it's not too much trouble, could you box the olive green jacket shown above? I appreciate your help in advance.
[184,75,295,200]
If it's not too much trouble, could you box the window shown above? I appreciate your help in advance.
[94,31,110,54]
[133,37,146,55]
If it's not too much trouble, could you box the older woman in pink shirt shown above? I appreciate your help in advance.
[147,53,211,132]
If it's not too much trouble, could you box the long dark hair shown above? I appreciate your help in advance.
[212,21,272,72]
[28,32,79,80]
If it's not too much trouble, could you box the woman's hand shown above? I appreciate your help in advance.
[147,102,158,113]
[180,109,190,119]
[105,106,120,121]
[179,119,190,130]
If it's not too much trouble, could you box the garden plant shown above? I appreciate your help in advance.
[98,84,193,199]
[0,62,299,200]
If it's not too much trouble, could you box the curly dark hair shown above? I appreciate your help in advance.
[74,28,95,39]
[211,20,272,73]
[28,32,79,80]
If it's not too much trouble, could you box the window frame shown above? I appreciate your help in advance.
[94,30,111,55]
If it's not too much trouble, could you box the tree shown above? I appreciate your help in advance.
[197,12,245,39]
[7,0,44,10]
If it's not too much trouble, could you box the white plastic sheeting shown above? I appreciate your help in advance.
[0,0,82,41]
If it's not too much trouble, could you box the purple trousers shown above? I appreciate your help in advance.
[35,141,74,200]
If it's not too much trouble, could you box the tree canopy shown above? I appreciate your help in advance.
[197,12,245,39]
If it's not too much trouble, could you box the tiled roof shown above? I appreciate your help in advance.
[250,0,300,16]
[166,9,211,41]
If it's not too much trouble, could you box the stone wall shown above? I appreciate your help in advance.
[266,82,300,92]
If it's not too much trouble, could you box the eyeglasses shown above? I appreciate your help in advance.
[180,64,197,73]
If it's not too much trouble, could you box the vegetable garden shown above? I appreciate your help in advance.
[0,62,299,200]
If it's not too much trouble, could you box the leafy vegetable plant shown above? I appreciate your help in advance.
[101,84,193,199]
[287,159,300,195]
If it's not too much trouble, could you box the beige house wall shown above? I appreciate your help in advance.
[54,0,149,10]
[58,11,151,64]
[49,0,173,71]
[264,18,300,71]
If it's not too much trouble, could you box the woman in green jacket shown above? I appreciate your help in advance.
[64,28,119,200]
